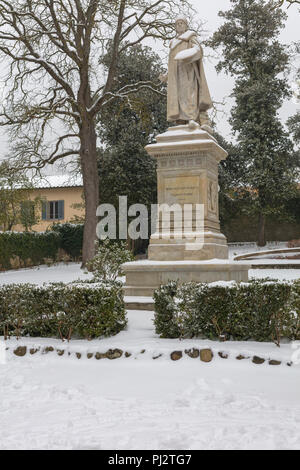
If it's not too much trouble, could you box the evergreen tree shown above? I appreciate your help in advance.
[287,42,300,145]
[288,112,300,144]
[285,43,300,227]
[214,132,245,228]
[208,0,298,246]
[97,45,168,251]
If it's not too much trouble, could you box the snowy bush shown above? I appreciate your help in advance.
[86,239,134,282]
[0,282,126,340]
[154,279,299,344]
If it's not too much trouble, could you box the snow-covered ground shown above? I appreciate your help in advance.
[1,346,300,449]
[249,268,300,281]
[0,262,93,286]
[0,261,299,285]
[1,310,300,450]
[0,254,299,450]
[228,241,288,259]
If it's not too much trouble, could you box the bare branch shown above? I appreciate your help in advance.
[90,80,165,114]
[101,0,126,98]
[272,0,300,7]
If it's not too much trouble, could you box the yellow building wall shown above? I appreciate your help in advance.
[14,186,85,232]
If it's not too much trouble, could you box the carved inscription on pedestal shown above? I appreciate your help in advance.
[164,176,200,205]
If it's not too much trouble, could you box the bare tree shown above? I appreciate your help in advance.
[0,0,195,264]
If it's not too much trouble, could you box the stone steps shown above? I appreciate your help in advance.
[124,296,154,311]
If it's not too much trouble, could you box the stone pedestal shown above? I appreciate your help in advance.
[146,124,228,261]
[123,124,249,297]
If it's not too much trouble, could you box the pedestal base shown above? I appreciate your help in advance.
[123,260,249,297]
[148,231,228,261]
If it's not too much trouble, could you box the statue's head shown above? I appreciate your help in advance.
[175,16,188,35]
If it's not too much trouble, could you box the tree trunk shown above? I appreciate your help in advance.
[257,212,266,247]
[80,117,99,266]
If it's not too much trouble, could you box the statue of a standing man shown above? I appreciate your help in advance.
[161,17,213,129]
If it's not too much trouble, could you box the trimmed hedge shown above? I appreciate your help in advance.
[0,282,126,340]
[154,279,300,344]
[0,231,61,270]
[50,223,84,259]
[0,224,84,269]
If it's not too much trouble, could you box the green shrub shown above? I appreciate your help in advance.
[86,239,134,282]
[0,231,61,269]
[154,279,298,344]
[0,282,127,340]
[0,224,84,270]
[50,223,84,259]
[232,281,293,343]
[153,281,181,338]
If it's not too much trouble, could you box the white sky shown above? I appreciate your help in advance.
[0,0,299,165]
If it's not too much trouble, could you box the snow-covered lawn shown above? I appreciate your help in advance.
[1,343,300,449]
[1,310,300,450]
[0,262,93,285]
[0,259,299,450]
[4,359,300,451]
[0,261,299,286]
[249,268,300,281]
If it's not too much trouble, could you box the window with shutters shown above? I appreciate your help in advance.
[41,200,64,220]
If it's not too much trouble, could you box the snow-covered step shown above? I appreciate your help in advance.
[124,296,154,311]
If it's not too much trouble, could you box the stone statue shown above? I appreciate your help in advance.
[160,16,213,129]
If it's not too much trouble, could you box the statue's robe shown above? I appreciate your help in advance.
[167,30,212,122]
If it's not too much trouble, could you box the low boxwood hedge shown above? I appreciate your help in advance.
[0,282,127,340]
[154,279,300,344]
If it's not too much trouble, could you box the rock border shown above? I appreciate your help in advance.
[6,345,292,367]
